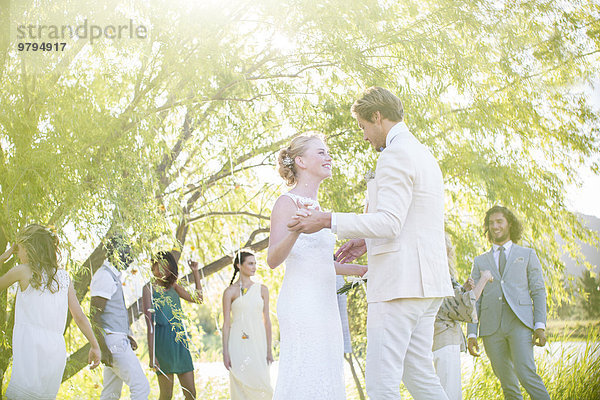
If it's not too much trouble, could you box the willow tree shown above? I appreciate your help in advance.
[0,0,598,395]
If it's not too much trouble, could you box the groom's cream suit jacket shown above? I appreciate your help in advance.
[334,122,453,303]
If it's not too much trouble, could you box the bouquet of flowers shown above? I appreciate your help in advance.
[337,274,367,295]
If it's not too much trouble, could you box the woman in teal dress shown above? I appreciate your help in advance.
[142,251,203,400]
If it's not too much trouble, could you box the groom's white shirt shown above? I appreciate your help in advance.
[333,121,453,302]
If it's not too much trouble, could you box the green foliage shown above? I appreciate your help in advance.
[547,319,600,339]
[542,331,600,399]
[577,270,600,319]
[0,0,598,389]
[557,270,600,320]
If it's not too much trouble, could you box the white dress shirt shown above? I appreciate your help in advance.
[90,261,121,300]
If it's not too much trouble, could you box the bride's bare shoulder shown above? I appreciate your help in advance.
[272,194,297,214]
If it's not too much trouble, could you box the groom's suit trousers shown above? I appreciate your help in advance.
[365,297,449,400]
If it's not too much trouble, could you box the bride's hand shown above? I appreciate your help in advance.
[287,209,330,234]
[335,239,367,263]
[294,208,312,218]
[287,209,310,233]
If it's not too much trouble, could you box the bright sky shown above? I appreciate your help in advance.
[569,79,600,219]
[567,167,600,218]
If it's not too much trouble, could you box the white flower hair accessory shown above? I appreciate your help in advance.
[282,155,294,167]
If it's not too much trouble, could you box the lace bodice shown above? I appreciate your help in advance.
[281,192,321,210]
[280,192,337,296]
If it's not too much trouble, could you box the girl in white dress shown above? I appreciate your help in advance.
[0,224,101,400]
[267,135,367,400]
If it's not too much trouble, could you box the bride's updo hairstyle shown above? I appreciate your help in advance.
[277,134,325,186]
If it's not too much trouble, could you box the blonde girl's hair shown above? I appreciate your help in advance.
[16,224,60,293]
[277,134,325,186]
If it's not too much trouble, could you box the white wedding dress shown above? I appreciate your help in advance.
[273,193,345,400]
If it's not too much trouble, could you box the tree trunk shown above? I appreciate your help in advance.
[0,228,11,398]
[345,353,366,400]
[73,240,108,301]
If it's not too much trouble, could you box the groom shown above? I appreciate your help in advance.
[288,86,453,399]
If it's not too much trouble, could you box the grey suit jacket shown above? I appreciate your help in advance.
[467,244,547,337]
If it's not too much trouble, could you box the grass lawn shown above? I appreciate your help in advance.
[546,319,600,339]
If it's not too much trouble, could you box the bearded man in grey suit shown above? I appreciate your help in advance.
[467,205,550,400]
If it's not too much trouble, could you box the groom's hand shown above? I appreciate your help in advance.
[287,210,331,234]
[335,239,367,263]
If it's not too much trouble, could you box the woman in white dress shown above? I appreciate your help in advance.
[267,134,367,400]
[0,224,101,400]
[222,251,274,399]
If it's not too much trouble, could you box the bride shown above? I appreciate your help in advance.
[267,134,366,399]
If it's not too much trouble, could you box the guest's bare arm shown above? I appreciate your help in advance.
[470,269,493,301]
[67,282,101,369]
[222,287,234,370]
[0,263,30,292]
[90,296,112,366]
[174,261,203,303]
[0,244,16,264]
[262,285,273,364]
[142,283,159,369]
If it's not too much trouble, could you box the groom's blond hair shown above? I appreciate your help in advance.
[351,87,404,123]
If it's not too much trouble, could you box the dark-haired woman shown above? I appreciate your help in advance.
[222,251,273,400]
[142,251,203,400]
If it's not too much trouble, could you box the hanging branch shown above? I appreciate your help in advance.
[173,135,297,251]
[188,211,269,223]
[156,111,193,189]
[180,228,270,283]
